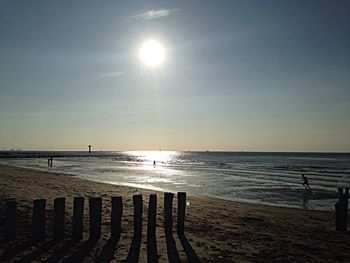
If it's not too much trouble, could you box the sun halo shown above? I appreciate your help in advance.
[139,39,165,66]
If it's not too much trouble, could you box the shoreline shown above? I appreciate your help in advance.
[0,161,338,212]
[1,164,350,262]
[0,163,319,213]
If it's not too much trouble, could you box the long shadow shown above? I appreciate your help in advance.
[0,239,10,246]
[0,243,27,262]
[0,239,14,256]
[178,234,201,263]
[147,194,158,262]
[125,195,143,263]
[165,231,181,263]
[147,233,158,263]
[94,237,119,263]
[164,193,181,263]
[125,230,142,262]
[42,239,77,263]
[95,196,122,262]
[0,241,35,262]
[62,238,98,263]
[14,240,58,263]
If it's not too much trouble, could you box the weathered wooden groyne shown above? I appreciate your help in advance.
[2,192,201,262]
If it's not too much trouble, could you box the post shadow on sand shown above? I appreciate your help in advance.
[13,240,59,263]
[164,192,181,263]
[147,194,158,262]
[21,196,76,263]
[177,192,201,263]
[5,199,17,241]
[95,196,123,263]
[43,196,85,262]
[62,197,102,262]
[23,196,65,262]
[0,241,33,262]
[0,239,10,246]
[0,199,48,262]
[62,238,99,263]
[2,193,200,262]
[0,200,16,249]
[2,229,60,262]
[0,240,57,263]
[29,197,74,262]
[125,195,143,262]
[42,239,78,263]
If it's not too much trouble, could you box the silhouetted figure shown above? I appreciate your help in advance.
[302,174,311,192]
[153,160,156,167]
[50,156,53,167]
[88,145,91,153]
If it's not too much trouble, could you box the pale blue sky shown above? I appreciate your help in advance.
[1,0,349,151]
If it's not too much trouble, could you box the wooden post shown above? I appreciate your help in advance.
[336,187,349,231]
[164,193,174,234]
[125,194,143,262]
[6,200,17,241]
[32,199,46,242]
[89,197,102,240]
[133,195,143,236]
[338,187,344,198]
[147,194,158,262]
[72,197,84,240]
[344,187,349,218]
[111,196,123,238]
[147,194,157,237]
[335,203,345,231]
[177,192,186,235]
[342,187,348,231]
[53,197,65,240]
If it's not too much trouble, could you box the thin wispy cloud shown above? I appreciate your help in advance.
[95,71,125,80]
[129,8,179,20]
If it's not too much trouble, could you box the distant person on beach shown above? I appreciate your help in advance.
[50,156,53,167]
[153,160,156,167]
[302,174,311,192]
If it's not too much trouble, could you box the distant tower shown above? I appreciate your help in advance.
[88,145,91,153]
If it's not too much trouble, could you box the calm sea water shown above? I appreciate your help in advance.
[1,151,350,211]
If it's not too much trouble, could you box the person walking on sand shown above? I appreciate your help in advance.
[302,174,312,192]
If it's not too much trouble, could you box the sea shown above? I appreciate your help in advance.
[1,151,349,211]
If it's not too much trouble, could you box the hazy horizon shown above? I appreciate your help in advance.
[1,148,350,154]
[1,1,350,152]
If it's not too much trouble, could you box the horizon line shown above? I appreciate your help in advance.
[1,149,350,154]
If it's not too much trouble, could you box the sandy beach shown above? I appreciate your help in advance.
[0,164,349,262]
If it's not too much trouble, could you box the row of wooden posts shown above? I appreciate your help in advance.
[335,187,349,231]
[4,188,348,242]
[4,192,188,242]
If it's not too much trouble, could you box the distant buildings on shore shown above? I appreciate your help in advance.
[0,148,23,152]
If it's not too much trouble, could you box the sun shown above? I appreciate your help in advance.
[139,40,165,66]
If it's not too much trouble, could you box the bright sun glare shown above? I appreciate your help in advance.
[139,40,165,66]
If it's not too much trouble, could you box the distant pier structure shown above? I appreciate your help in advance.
[88,145,92,153]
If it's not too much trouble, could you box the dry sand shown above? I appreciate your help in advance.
[0,164,349,262]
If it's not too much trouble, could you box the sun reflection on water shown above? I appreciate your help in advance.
[125,151,179,165]
[120,151,185,192]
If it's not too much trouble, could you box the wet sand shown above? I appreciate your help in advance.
[0,164,349,262]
